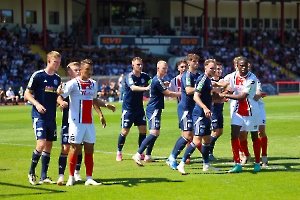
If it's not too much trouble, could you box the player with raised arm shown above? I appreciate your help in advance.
[116,57,151,162]
[177,59,217,174]
[132,61,181,166]
[25,51,61,185]
[166,54,200,170]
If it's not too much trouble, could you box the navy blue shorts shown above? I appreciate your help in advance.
[60,125,70,145]
[121,108,147,129]
[193,116,211,137]
[178,109,193,131]
[211,114,224,129]
[32,118,57,141]
[146,108,162,130]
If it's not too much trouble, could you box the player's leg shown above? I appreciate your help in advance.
[209,114,224,161]
[136,109,147,160]
[39,120,57,184]
[116,109,133,161]
[246,115,261,172]
[132,109,161,166]
[66,122,84,186]
[167,110,193,169]
[28,119,45,185]
[82,124,101,186]
[228,113,243,173]
[239,130,251,165]
[74,145,83,181]
[57,126,70,185]
[259,125,268,166]
[250,131,261,172]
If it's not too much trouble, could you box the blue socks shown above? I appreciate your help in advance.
[41,151,50,179]
[29,149,41,175]
[182,142,196,162]
[117,133,126,151]
[138,134,158,155]
[172,136,189,158]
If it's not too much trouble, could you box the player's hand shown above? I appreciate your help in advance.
[100,116,107,128]
[36,104,46,114]
[57,83,64,95]
[204,108,212,118]
[59,101,68,111]
[164,81,170,87]
[144,85,150,91]
[106,104,116,112]
[253,94,261,101]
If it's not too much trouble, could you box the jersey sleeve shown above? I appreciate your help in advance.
[126,73,135,87]
[185,71,192,87]
[168,78,176,92]
[156,78,167,92]
[93,81,98,98]
[27,71,39,90]
[61,79,74,98]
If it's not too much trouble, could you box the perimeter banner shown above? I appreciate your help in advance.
[98,35,202,46]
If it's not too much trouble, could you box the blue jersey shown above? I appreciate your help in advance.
[122,72,151,111]
[211,77,224,115]
[147,75,167,110]
[178,70,200,111]
[192,74,213,117]
[27,70,61,120]
[61,97,69,126]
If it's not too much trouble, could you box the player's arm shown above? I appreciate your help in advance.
[93,98,106,128]
[24,88,46,113]
[57,95,68,110]
[193,91,211,118]
[220,91,248,100]
[130,84,150,92]
[96,99,116,112]
[162,89,181,97]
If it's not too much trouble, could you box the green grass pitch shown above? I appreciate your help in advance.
[0,95,299,199]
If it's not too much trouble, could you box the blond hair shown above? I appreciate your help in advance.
[47,51,61,60]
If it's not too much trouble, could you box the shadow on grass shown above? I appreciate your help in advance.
[0,182,66,198]
[181,156,300,175]
[98,177,183,187]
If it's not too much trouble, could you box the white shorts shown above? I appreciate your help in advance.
[259,107,266,126]
[69,122,96,144]
[232,112,259,132]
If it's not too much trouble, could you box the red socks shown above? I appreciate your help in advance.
[85,153,94,177]
[260,136,268,156]
[253,139,261,163]
[231,139,240,163]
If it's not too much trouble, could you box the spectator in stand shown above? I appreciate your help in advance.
[6,87,19,105]
[18,86,25,102]
[0,88,7,105]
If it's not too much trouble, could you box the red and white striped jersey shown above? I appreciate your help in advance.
[229,71,260,116]
[61,77,98,124]
[168,75,182,103]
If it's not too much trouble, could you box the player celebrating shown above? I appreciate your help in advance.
[116,57,151,162]
[57,59,107,186]
[25,51,61,185]
[132,61,181,166]
[177,59,217,174]
[166,54,200,170]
